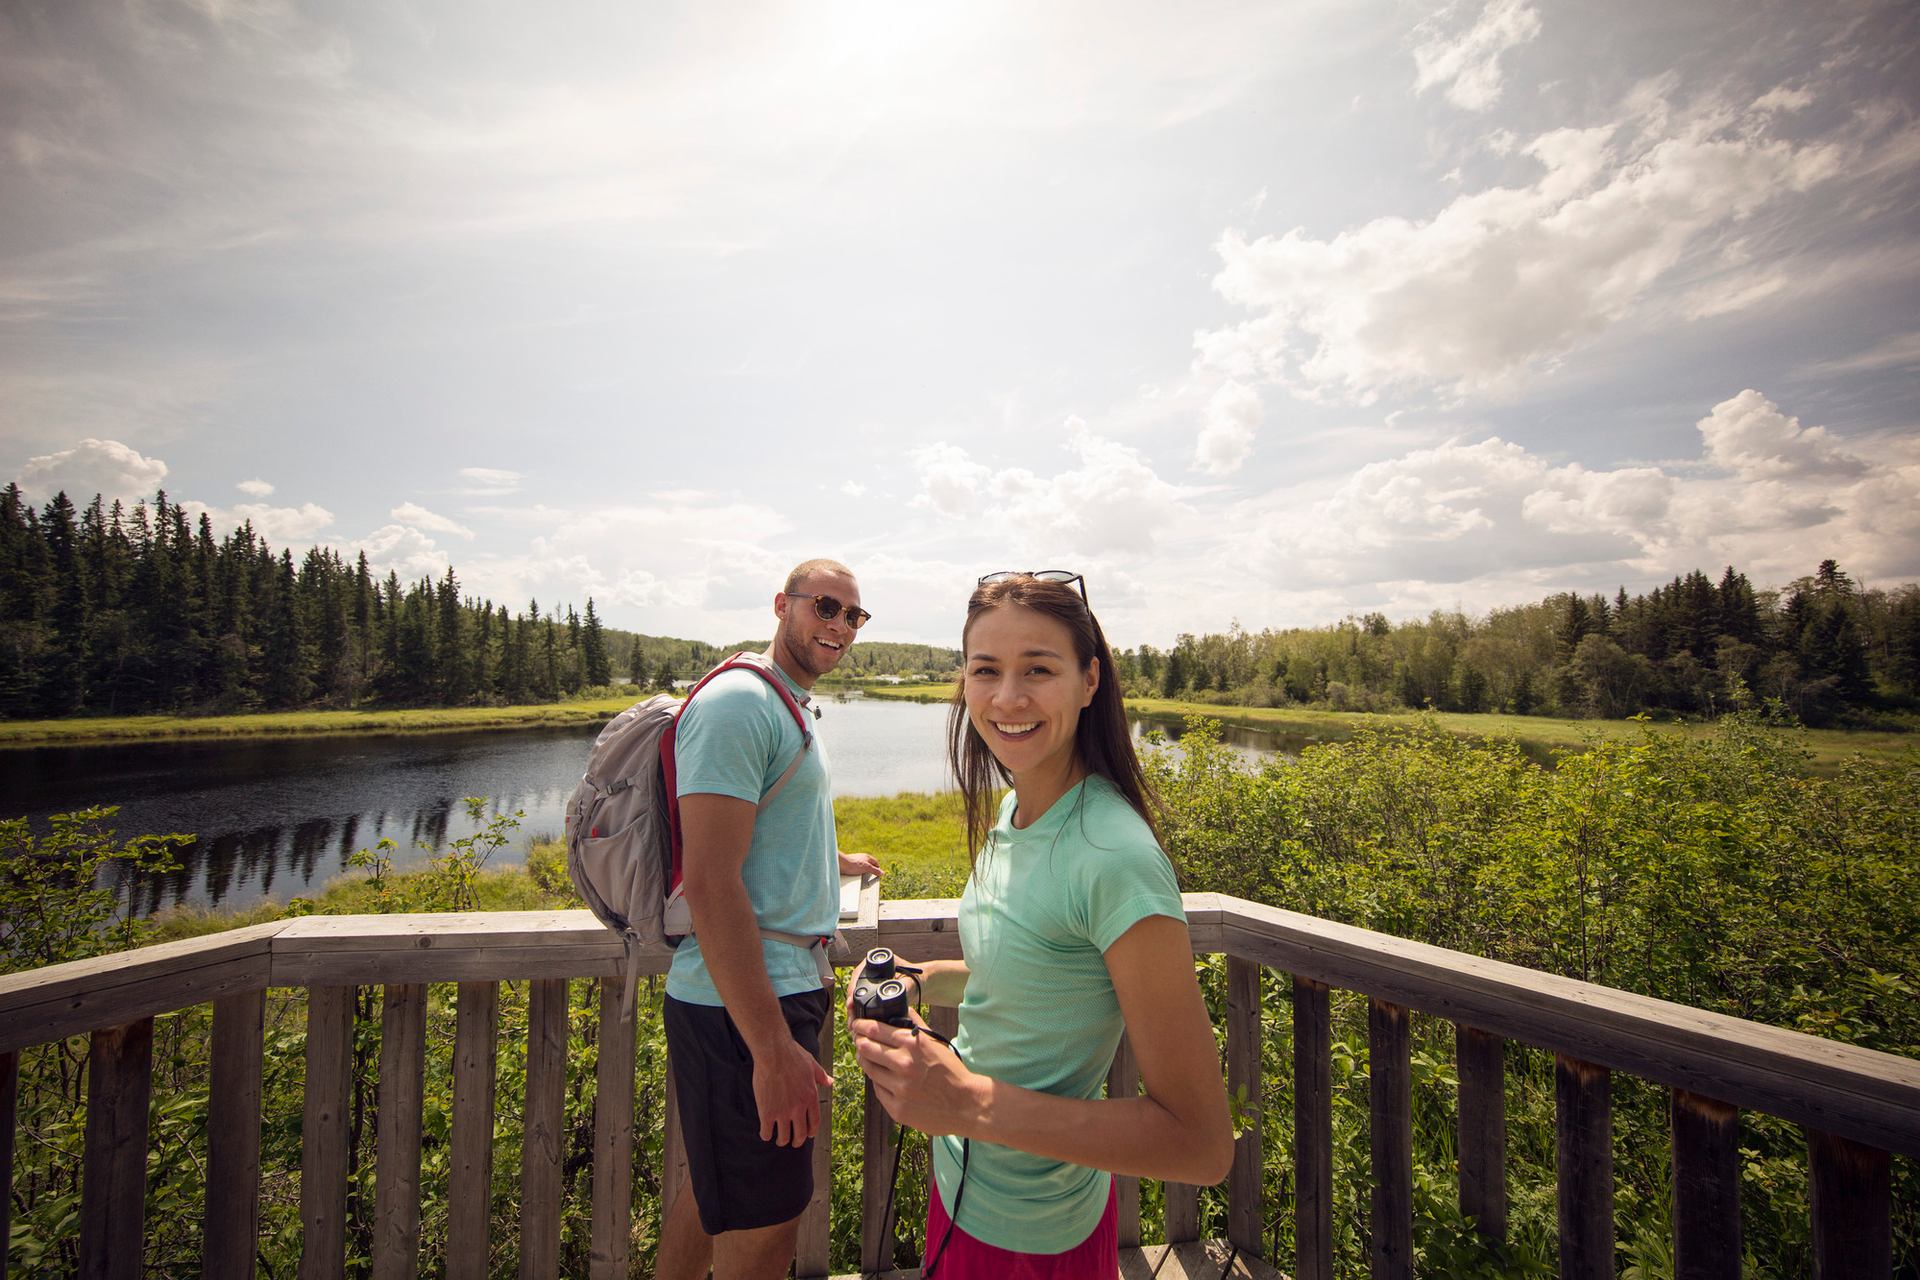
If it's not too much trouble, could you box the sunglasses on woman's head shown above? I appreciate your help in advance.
[976,570,1088,606]
[786,592,872,630]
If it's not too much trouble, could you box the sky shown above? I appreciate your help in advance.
[4,0,1918,649]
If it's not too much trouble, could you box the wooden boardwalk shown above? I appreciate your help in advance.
[842,1238,1287,1279]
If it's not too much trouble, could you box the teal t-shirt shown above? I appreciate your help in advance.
[664,664,839,1006]
[933,775,1186,1254]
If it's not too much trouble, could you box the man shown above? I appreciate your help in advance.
[655,558,883,1280]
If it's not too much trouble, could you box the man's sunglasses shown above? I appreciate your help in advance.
[977,570,1088,606]
[785,593,872,630]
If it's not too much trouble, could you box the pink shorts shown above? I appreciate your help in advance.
[923,1177,1119,1279]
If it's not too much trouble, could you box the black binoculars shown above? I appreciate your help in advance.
[851,947,921,1028]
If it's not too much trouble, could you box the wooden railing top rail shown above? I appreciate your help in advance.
[3,896,1914,1158]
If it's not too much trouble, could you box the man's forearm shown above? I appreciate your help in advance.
[685,873,791,1053]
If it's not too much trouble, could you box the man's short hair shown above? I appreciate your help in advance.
[784,558,853,595]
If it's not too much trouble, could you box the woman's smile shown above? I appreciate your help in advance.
[962,604,1098,804]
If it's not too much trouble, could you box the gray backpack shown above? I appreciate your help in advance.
[564,651,830,1014]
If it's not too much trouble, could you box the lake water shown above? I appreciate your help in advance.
[0,695,1285,915]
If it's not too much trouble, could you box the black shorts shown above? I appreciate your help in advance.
[663,987,833,1235]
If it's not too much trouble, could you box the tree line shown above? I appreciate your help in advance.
[1109,560,1920,725]
[0,486,953,719]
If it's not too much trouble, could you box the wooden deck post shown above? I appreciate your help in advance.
[1808,1127,1891,1279]
[796,1003,835,1278]
[1106,1032,1143,1249]
[1292,976,1333,1280]
[590,979,638,1280]
[861,1074,903,1274]
[372,984,427,1280]
[1671,1090,1739,1280]
[2,1049,18,1278]
[1455,1024,1506,1242]
[519,978,568,1280]
[1227,956,1264,1257]
[299,986,355,1280]
[1369,998,1412,1280]
[448,982,499,1280]
[1556,1054,1613,1280]
[205,989,266,1280]
[79,1017,154,1280]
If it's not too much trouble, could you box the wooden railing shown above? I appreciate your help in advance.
[1,897,1914,1278]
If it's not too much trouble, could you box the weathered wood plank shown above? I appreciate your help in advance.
[1456,1023,1507,1241]
[299,986,355,1280]
[591,979,637,1280]
[1,1048,17,1278]
[1556,1055,1613,1280]
[1293,976,1333,1280]
[1120,1240,1288,1279]
[519,978,568,1280]
[0,924,276,1053]
[448,982,498,1280]
[1107,1032,1142,1250]
[371,984,427,1280]
[1672,1090,1739,1280]
[79,1018,152,1280]
[861,1075,903,1274]
[1808,1127,1891,1280]
[1369,998,1412,1280]
[204,989,266,1280]
[274,947,629,987]
[1226,955,1263,1258]
[797,999,835,1278]
[1221,904,1920,1158]
[1165,1180,1200,1245]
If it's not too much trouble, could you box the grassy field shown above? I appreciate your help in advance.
[0,698,646,749]
[864,683,1915,770]
[145,791,971,944]
[8,681,1910,773]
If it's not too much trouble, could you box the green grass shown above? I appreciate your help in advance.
[0,698,646,749]
[865,684,1914,771]
[144,796,971,944]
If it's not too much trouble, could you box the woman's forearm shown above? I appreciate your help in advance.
[916,957,970,1008]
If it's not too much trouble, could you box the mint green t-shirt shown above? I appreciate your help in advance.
[664,664,839,1006]
[933,775,1186,1254]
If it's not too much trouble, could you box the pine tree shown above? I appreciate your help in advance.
[261,550,311,708]
[582,598,611,687]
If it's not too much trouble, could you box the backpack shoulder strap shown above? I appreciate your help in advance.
[674,652,815,803]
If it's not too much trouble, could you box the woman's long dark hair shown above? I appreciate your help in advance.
[946,574,1162,860]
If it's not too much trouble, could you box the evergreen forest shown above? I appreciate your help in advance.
[0,486,951,719]
[4,484,1917,728]
[1109,559,1920,727]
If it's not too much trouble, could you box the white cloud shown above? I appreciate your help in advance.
[913,419,1192,557]
[456,467,521,496]
[841,480,868,498]
[910,443,993,517]
[1235,390,1915,598]
[236,478,275,497]
[14,437,168,503]
[1197,89,1851,406]
[351,523,453,586]
[391,501,476,539]
[1696,389,1868,482]
[1193,380,1263,476]
[1804,331,1920,376]
[181,500,337,547]
[1411,0,1542,113]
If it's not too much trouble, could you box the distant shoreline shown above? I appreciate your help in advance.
[3,684,1908,772]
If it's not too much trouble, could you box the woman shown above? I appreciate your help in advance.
[850,571,1233,1278]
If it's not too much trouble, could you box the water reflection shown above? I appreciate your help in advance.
[4,699,1294,916]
